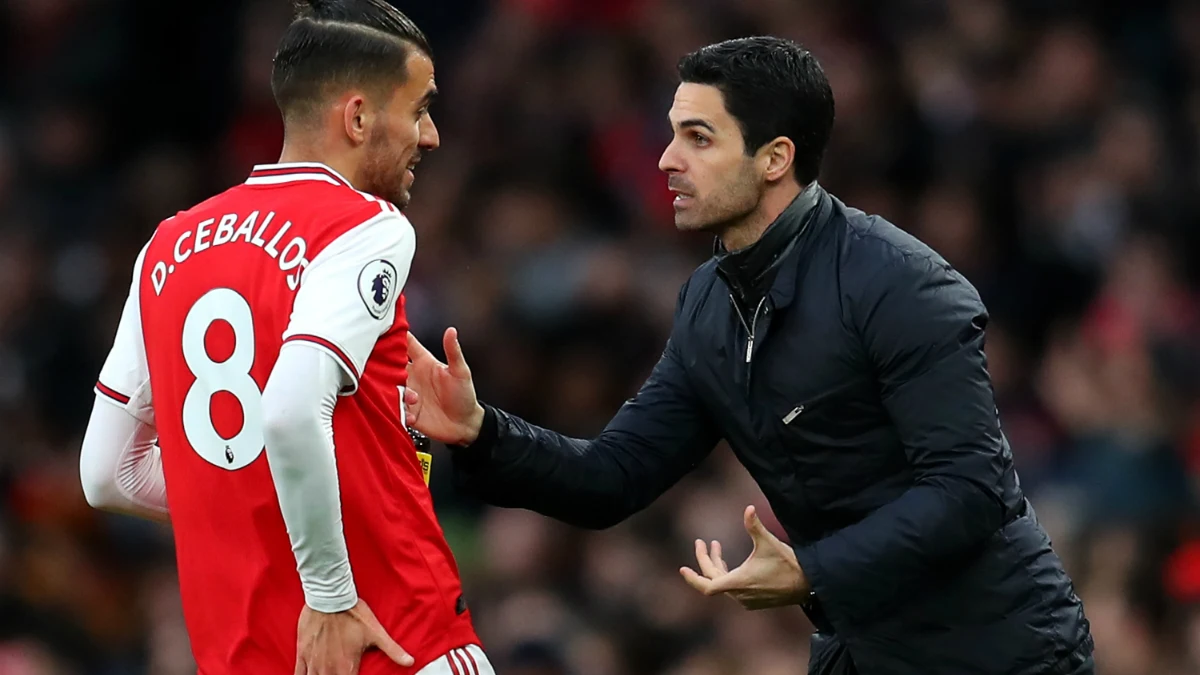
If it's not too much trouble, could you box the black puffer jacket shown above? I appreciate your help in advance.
[452,185,1093,674]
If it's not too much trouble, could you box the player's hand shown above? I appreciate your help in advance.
[680,505,811,610]
[294,598,413,675]
[405,328,486,446]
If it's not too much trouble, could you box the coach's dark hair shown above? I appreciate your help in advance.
[271,0,431,124]
[678,37,834,184]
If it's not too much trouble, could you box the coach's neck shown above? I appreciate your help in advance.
[719,179,805,252]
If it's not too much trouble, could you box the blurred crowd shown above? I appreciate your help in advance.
[2,0,1200,673]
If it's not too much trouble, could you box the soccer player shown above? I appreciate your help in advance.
[78,2,492,674]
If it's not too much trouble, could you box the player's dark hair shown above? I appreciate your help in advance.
[271,0,431,124]
[678,36,834,184]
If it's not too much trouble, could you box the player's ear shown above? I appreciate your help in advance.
[343,94,368,146]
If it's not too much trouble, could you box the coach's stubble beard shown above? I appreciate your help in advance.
[686,162,764,251]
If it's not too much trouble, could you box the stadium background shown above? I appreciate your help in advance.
[2,0,1200,672]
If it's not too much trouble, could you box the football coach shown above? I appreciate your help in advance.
[404,36,1095,675]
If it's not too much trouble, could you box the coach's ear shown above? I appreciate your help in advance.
[758,136,795,184]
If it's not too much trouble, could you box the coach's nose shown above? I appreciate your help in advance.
[659,137,684,175]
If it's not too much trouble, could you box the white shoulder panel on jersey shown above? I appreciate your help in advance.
[96,240,155,425]
[282,210,416,393]
[354,189,401,214]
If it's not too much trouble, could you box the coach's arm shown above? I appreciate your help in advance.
[446,288,719,530]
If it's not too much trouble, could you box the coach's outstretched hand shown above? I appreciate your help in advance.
[681,505,812,610]
[405,328,487,446]
[295,598,413,675]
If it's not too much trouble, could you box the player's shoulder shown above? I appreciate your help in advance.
[339,189,406,227]
[317,204,415,264]
[250,164,404,229]
[245,162,388,206]
[173,162,404,224]
[150,179,252,233]
[307,189,412,260]
[149,162,413,251]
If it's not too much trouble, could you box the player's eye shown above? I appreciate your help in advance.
[692,133,710,146]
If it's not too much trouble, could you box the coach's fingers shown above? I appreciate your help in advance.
[694,539,724,580]
[403,387,420,407]
[702,564,752,596]
[443,327,472,380]
[407,332,438,366]
[743,505,778,554]
[681,564,748,597]
[680,566,717,595]
[711,539,728,574]
[403,388,421,423]
[743,505,767,538]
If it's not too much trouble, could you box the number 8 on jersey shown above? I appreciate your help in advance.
[181,287,265,470]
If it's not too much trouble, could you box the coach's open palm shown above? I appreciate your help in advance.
[405,328,487,446]
[295,599,412,675]
[681,506,812,610]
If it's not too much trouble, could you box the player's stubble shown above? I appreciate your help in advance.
[361,124,417,209]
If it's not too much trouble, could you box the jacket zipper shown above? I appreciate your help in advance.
[729,295,767,363]
[747,297,767,363]
[730,295,768,394]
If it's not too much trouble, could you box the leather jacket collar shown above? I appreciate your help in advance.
[714,182,822,315]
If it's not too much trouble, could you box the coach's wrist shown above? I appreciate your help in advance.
[461,403,486,445]
[450,404,498,472]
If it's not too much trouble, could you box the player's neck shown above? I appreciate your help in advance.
[277,145,361,190]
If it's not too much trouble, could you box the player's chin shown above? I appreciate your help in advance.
[389,186,412,210]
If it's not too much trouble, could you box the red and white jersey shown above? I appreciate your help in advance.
[94,162,479,675]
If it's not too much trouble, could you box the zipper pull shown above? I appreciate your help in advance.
[745,335,754,363]
[783,405,804,424]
